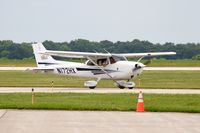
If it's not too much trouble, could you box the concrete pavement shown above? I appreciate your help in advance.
[0,110,200,133]
[0,87,200,94]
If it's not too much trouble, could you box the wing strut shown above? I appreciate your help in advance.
[86,56,121,86]
[137,55,146,62]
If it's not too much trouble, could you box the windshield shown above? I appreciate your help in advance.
[110,55,127,64]
[86,55,127,66]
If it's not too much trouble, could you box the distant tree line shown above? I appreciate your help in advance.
[0,39,200,60]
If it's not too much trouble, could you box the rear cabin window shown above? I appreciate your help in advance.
[86,56,126,66]
[86,60,95,66]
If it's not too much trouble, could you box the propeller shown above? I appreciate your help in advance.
[132,55,148,72]
[132,63,145,72]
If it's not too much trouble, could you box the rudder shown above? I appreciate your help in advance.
[32,43,55,67]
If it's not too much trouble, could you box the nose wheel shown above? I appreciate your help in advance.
[84,78,101,89]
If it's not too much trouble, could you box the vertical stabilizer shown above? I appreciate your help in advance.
[32,43,55,67]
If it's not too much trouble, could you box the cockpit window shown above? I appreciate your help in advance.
[86,56,127,66]
[113,55,127,61]
[97,58,108,66]
[110,57,116,64]
[110,55,127,64]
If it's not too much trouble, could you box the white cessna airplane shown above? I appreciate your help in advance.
[32,43,176,89]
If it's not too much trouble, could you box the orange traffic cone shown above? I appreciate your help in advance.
[136,91,145,112]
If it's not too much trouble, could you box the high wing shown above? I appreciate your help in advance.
[43,50,176,58]
[26,67,54,72]
[43,50,112,59]
[120,52,176,58]
[36,42,176,58]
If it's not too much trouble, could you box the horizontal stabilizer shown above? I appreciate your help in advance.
[26,67,54,72]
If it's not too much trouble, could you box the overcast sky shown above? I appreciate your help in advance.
[0,0,200,43]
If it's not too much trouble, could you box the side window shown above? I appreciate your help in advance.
[97,58,108,66]
[109,57,116,64]
[86,60,95,66]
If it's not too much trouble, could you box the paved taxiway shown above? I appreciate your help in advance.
[1,67,200,71]
[0,87,200,94]
[0,110,200,133]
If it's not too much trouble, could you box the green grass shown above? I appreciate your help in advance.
[135,71,200,89]
[146,59,200,67]
[0,71,92,87]
[1,58,200,67]
[0,93,200,113]
[0,58,36,67]
[0,70,200,89]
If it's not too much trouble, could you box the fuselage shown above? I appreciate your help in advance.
[45,60,145,80]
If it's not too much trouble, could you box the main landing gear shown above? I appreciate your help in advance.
[89,86,96,89]
[84,78,101,89]
[119,86,134,89]
[84,80,97,89]
[115,81,135,89]
[84,79,135,89]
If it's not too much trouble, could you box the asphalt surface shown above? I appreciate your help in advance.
[0,110,200,133]
[0,87,200,94]
[1,67,200,71]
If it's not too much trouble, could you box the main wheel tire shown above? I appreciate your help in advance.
[128,87,133,89]
[119,86,125,89]
[89,86,96,89]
